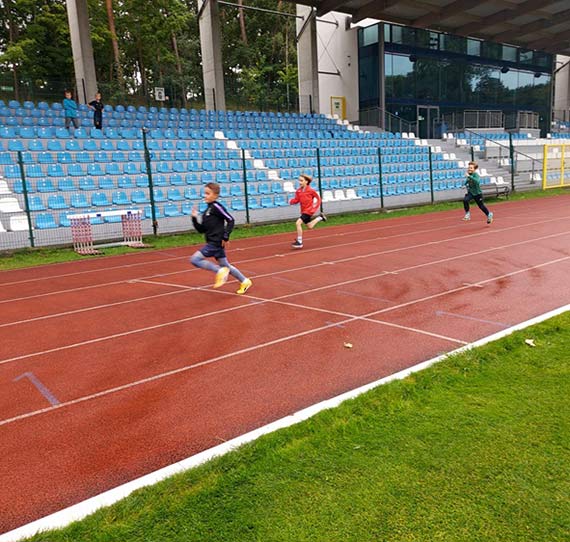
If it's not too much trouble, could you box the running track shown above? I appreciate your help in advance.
[1,195,570,534]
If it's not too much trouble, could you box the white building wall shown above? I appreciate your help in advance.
[316,12,359,122]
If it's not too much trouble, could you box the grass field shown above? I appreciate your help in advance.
[1,187,568,271]
[19,312,570,542]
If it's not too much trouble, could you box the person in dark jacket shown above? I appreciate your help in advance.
[88,92,104,129]
[191,182,252,294]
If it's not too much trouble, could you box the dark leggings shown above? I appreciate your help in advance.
[463,193,489,216]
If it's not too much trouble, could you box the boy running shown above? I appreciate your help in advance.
[191,182,252,294]
[463,161,493,224]
[289,174,326,249]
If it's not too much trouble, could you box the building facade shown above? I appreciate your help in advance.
[358,22,553,136]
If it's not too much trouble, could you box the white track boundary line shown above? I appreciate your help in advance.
[1,302,568,542]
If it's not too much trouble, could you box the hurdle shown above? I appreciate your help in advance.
[69,209,146,255]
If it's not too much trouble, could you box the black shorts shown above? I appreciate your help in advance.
[200,242,226,259]
[300,214,313,224]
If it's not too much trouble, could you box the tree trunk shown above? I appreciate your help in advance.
[4,0,20,101]
[171,32,187,107]
[105,0,124,91]
[238,0,247,45]
[137,40,148,100]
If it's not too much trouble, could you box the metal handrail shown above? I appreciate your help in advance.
[464,129,542,164]
[358,107,416,135]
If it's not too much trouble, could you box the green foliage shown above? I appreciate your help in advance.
[0,0,298,108]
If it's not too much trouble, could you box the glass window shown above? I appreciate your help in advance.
[502,46,516,62]
[519,49,533,64]
[362,25,378,47]
[467,39,481,57]
[481,42,501,60]
[429,32,440,50]
[359,44,379,108]
[383,23,391,43]
[442,34,466,54]
[391,25,402,44]
[385,54,414,99]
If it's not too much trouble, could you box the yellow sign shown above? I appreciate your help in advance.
[330,96,346,119]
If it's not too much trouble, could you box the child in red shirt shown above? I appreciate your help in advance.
[289,174,326,249]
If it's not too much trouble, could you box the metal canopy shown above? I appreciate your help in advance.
[291,0,570,56]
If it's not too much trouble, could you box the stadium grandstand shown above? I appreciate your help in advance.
[0,0,569,252]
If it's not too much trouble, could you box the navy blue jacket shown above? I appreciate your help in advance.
[192,201,235,245]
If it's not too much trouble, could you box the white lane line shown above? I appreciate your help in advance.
[0,214,454,286]
[2,302,568,542]
[1,254,568,422]
[4,215,570,320]
[2,232,569,365]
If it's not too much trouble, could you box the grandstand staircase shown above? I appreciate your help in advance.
[428,138,536,192]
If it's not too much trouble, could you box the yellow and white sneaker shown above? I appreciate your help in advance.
[236,278,252,295]
[214,267,230,288]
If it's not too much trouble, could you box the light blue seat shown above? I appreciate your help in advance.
[231,198,246,211]
[29,196,46,211]
[164,203,182,217]
[79,177,96,190]
[36,213,58,229]
[117,175,135,189]
[58,178,75,191]
[99,177,114,190]
[112,191,130,205]
[47,194,68,209]
[167,188,184,201]
[91,192,110,206]
[131,190,150,204]
[184,187,200,200]
[37,179,57,192]
[144,204,164,219]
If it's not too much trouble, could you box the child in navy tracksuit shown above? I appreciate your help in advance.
[191,182,252,294]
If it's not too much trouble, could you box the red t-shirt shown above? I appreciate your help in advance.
[289,186,321,215]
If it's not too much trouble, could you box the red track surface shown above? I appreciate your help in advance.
[1,196,570,533]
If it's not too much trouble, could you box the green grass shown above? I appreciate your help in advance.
[2,187,568,271]
[24,312,570,542]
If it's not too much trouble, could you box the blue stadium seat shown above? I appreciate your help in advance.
[131,190,150,204]
[37,179,57,192]
[58,178,75,191]
[112,191,130,205]
[164,203,182,217]
[167,188,184,201]
[91,192,110,206]
[47,194,68,209]
[29,196,46,211]
[36,213,58,229]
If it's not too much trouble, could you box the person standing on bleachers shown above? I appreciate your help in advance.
[88,92,104,129]
[63,90,80,131]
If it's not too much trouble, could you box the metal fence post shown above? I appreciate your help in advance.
[241,148,250,224]
[470,146,474,162]
[508,132,515,193]
[17,150,35,248]
[316,147,324,213]
[377,147,384,209]
[142,128,158,235]
[428,146,434,204]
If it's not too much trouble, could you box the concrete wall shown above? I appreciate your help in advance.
[554,55,570,118]
[316,12,359,122]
